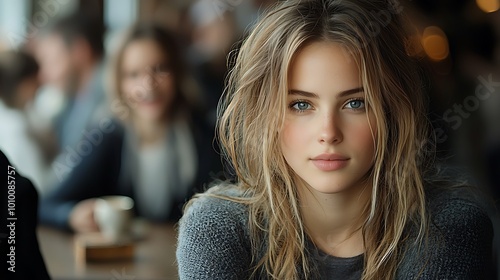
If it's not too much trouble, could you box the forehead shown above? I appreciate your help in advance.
[121,39,168,68]
[288,41,361,95]
[36,34,68,54]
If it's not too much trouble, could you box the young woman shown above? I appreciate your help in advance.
[176,0,493,279]
[39,23,222,233]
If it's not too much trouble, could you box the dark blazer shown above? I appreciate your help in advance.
[39,116,223,231]
[0,150,51,279]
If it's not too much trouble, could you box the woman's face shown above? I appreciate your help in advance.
[281,41,377,195]
[120,39,175,123]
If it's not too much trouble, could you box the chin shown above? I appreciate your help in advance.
[308,184,350,194]
[304,176,365,195]
[135,110,165,122]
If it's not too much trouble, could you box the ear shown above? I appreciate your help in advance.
[70,37,93,64]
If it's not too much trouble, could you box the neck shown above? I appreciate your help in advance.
[133,118,168,147]
[299,179,372,257]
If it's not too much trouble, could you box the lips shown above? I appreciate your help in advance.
[312,153,349,161]
[311,153,349,171]
[132,94,163,106]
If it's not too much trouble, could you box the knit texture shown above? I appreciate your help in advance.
[176,186,493,279]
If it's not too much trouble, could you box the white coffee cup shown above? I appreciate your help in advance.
[94,196,134,241]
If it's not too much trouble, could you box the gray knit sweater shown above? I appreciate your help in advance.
[176,186,493,279]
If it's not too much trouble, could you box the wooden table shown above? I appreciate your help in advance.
[37,223,178,280]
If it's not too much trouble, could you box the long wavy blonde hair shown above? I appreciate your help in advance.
[197,0,431,279]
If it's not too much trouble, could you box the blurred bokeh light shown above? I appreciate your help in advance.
[476,0,500,13]
[422,26,450,61]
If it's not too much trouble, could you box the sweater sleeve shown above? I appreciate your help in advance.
[176,195,252,279]
[398,195,494,279]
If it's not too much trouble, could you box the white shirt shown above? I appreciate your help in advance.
[0,100,54,195]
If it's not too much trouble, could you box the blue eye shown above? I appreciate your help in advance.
[291,101,311,111]
[344,99,365,110]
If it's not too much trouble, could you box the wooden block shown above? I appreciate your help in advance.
[74,233,135,262]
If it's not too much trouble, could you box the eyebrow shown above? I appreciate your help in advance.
[288,87,364,98]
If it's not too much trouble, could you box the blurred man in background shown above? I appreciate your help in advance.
[34,12,107,154]
[33,13,110,185]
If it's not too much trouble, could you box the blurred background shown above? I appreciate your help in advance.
[0,0,499,278]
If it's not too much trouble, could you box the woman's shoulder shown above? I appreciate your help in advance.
[176,184,254,279]
[425,184,493,231]
[180,184,249,227]
[85,117,126,144]
[398,184,495,279]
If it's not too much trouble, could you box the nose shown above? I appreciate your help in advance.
[318,113,343,144]
[142,72,158,90]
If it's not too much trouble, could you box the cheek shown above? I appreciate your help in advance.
[348,117,377,160]
[360,128,376,155]
[158,79,175,97]
[121,80,134,99]
[58,55,73,74]
[121,80,142,108]
[281,120,308,155]
[48,60,68,81]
